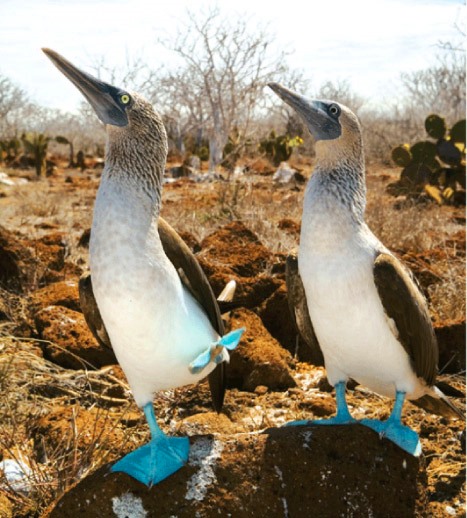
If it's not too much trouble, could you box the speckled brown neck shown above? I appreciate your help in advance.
[104,92,168,208]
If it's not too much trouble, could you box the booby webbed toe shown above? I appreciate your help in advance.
[111,404,189,486]
[360,392,422,456]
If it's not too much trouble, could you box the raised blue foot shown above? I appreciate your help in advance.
[189,327,245,374]
[111,403,189,486]
[286,381,357,427]
[360,391,422,456]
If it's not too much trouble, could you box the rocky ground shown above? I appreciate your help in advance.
[0,157,465,517]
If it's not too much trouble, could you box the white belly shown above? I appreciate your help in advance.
[90,183,219,407]
[298,240,425,399]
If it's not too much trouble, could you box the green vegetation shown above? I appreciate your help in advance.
[21,133,51,177]
[389,115,466,205]
[259,131,303,166]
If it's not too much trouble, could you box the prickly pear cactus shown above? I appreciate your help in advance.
[259,131,303,166]
[388,115,466,205]
[21,133,51,177]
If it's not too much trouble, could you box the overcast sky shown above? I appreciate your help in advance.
[1,0,464,112]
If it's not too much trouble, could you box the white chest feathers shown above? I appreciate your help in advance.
[298,210,425,399]
[89,180,219,407]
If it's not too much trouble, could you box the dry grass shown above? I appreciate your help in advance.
[0,334,135,516]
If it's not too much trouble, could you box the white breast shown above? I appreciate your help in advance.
[299,198,426,399]
[90,179,219,407]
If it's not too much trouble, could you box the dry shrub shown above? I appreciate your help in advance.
[0,335,134,517]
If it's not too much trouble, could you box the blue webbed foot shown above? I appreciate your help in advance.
[111,435,189,486]
[284,381,356,427]
[189,327,245,374]
[360,391,422,457]
[111,403,190,486]
[360,418,421,456]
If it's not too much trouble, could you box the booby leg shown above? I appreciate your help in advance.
[189,327,245,374]
[360,391,421,456]
[111,403,189,486]
[285,381,357,426]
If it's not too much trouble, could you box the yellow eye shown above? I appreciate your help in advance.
[120,94,130,105]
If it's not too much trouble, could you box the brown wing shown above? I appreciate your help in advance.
[373,252,438,386]
[285,251,324,366]
[79,218,226,412]
[78,273,112,351]
[158,217,226,412]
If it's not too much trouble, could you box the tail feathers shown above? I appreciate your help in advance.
[217,280,236,302]
[411,386,465,419]
[217,279,242,316]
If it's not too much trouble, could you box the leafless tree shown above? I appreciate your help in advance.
[158,7,290,171]
[316,79,365,114]
[400,43,466,123]
[0,73,32,138]
[149,66,208,155]
[90,51,159,97]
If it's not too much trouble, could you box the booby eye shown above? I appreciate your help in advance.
[328,104,341,117]
[120,94,131,105]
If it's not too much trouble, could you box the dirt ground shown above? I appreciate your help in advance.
[0,156,465,517]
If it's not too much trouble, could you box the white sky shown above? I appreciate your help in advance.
[1,0,464,113]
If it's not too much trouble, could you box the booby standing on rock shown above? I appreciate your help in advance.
[269,82,463,456]
[43,48,244,486]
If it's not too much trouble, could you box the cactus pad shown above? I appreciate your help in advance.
[391,145,412,167]
[437,139,462,166]
[425,114,446,140]
[450,120,466,145]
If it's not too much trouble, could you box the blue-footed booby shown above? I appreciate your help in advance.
[269,82,463,456]
[42,48,244,486]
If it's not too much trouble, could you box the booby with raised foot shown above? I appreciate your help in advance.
[269,82,463,456]
[42,48,244,486]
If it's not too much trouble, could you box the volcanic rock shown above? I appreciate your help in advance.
[227,308,295,391]
[30,280,81,314]
[0,226,67,291]
[34,305,116,369]
[435,318,466,373]
[44,426,428,518]
[258,282,317,362]
[197,221,281,308]
[31,405,129,459]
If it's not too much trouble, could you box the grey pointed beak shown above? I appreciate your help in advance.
[42,48,128,127]
[268,82,341,141]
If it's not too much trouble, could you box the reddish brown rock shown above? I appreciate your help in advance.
[227,308,296,391]
[434,318,466,373]
[44,426,428,518]
[200,221,272,278]
[0,226,67,291]
[31,405,129,459]
[30,280,81,315]
[34,305,116,369]
[258,282,317,362]
[199,262,282,308]
[196,221,284,308]
[176,230,201,253]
